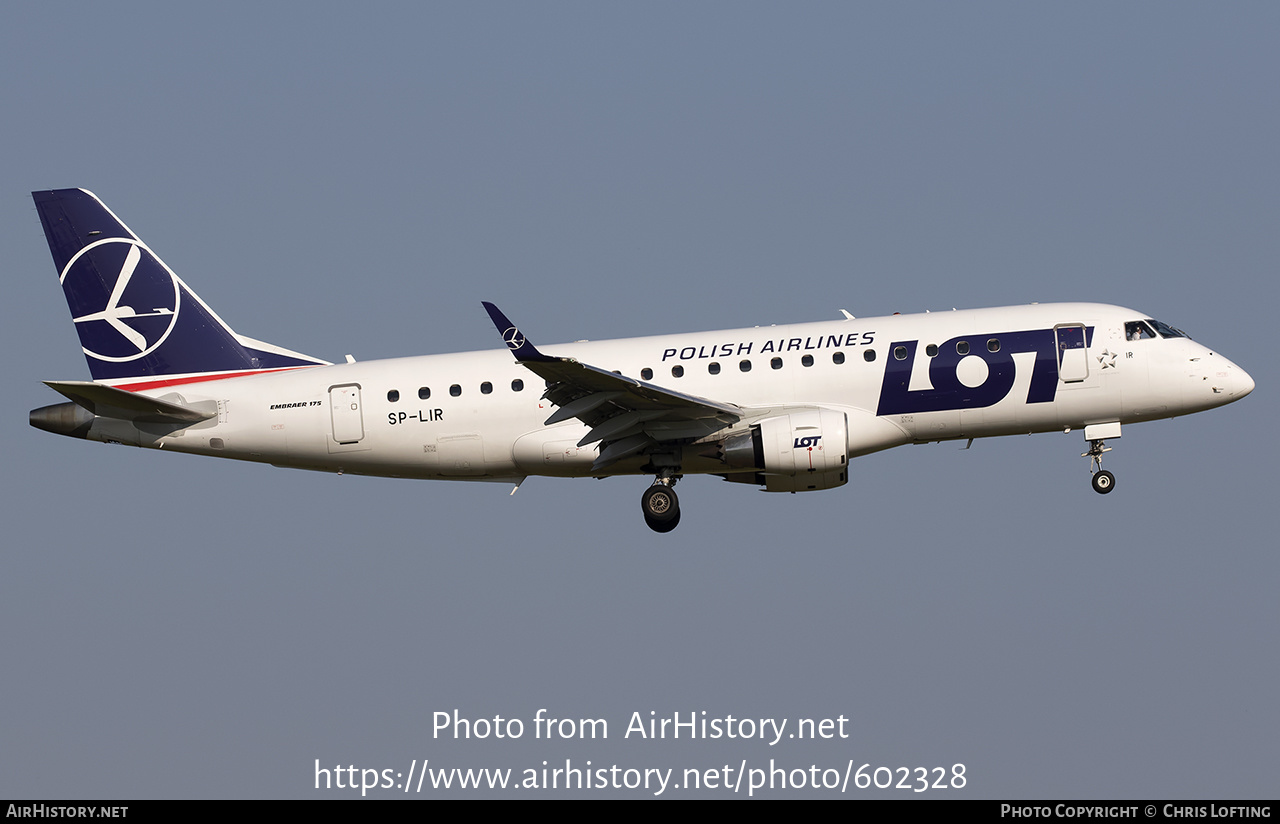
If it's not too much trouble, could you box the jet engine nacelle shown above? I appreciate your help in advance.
[715,406,850,492]
[757,407,849,492]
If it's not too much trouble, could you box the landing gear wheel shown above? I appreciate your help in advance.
[646,510,681,533]
[642,484,680,532]
[1091,470,1115,494]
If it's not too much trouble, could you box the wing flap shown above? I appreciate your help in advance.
[578,409,667,447]
[543,391,623,426]
[593,433,655,470]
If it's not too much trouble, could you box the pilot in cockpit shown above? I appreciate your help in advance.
[1126,321,1153,341]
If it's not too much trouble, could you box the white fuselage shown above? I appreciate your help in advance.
[95,302,1252,484]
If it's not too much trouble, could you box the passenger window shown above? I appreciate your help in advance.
[771,357,783,370]
[893,346,907,360]
[957,341,970,355]
[801,355,813,367]
[740,360,752,372]
[708,362,721,375]
[863,350,876,363]
[387,390,400,402]
[450,384,461,397]
[671,365,684,378]
[480,382,492,395]
[926,344,938,357]
[833,352,845,364]
[988,339,1000,353]
[641,368,653,380]
[418,387,431,400]
[511,379,523,392]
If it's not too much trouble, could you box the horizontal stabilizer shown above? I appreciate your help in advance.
[43,380,214,424]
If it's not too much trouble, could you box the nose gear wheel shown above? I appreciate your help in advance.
[1083,439,1116,495]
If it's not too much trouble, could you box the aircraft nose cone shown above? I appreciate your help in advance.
[1236,365,1255,398]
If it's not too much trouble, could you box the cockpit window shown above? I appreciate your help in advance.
[1126,319,1191,341]
[1125,321,1156,341]
[1147,319,1190,340]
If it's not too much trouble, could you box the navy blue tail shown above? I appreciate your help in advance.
[34,189,326,386]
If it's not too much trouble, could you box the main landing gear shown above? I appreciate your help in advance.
[642,472,682,533]
[1084,438,1116,495]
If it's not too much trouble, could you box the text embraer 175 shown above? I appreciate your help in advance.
[29,189,1255,532]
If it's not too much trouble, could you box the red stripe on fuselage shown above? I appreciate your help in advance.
[112,366,318,392]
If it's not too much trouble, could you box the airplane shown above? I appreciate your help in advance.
[29,188,1255,532]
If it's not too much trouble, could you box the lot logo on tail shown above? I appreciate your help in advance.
[60,239,181,362]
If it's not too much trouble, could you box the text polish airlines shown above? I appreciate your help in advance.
[29,189,1255,532]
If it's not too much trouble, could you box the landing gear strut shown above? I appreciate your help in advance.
[1083,438,1116,495]
[642,471,682,533]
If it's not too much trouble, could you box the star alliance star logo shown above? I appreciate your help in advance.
[60,238,181,362]
[502,327,525,350]
[1097,349,1118,369]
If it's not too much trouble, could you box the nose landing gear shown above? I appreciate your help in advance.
[1084,438,1116,494]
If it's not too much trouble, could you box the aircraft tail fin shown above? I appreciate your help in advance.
[32,188,328,389]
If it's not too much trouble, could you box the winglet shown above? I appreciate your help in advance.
[481,302,556,362]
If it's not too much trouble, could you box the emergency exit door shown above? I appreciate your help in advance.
[329,384,364,444]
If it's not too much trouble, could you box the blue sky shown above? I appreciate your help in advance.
[2,3,1276,798]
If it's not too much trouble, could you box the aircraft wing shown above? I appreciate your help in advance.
[482,303,742,470]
